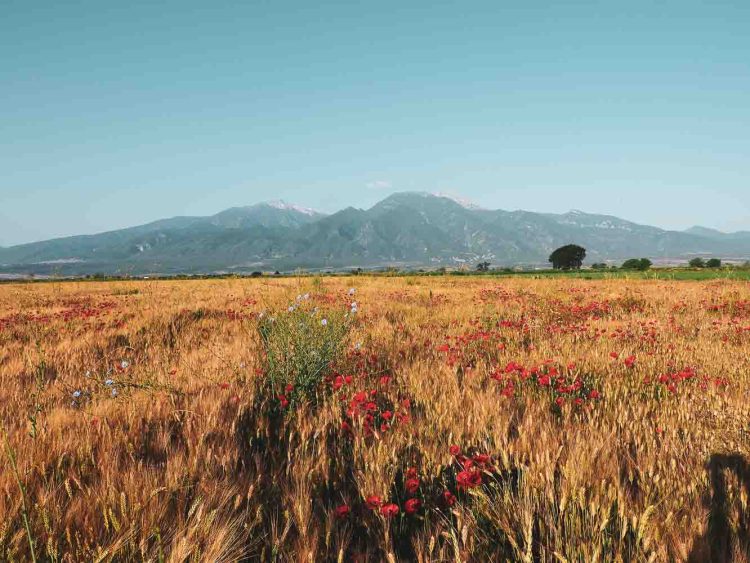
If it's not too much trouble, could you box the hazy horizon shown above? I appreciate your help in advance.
[2,0,749,246]
[3,190,749,248]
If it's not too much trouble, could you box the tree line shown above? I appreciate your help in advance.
[474,244,726,272]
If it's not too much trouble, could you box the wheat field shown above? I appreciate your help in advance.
[1,276,749,562]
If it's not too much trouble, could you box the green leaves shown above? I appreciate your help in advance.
[258,302,350,407]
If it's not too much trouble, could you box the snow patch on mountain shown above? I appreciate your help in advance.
[432,192,484,210]
[266,200,319,216]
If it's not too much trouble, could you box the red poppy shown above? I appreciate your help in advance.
[365,495,382,510]
[405,478,420,495]
[334,504,351,518]
[442,490,457,506]
[449,445,461,456]
[589,389,600,399]
[353,391,367,403]
[473,453,491,465]
[380,503,399,518]
[404,498,421,515]
[456,469,482,489]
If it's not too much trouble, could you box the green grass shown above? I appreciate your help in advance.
[3,267,750,284]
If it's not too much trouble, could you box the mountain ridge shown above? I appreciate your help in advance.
[1,192,748,275]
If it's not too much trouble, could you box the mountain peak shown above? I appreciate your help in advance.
[432,192,483,210]
[684,225,725,237]
[263,200,321,216]
[3,194,750,275]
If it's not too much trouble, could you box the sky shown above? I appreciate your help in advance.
[1,0,749,246]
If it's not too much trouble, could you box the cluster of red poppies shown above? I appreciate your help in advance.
[339,385,411,436]
[705,299,750,316]
[489,360,602,406]
[334,446,499,521]
[0,299,118,331]
[641,365,726,394]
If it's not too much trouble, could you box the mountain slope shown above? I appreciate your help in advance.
[0,193,748,275]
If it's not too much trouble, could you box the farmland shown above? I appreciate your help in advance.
[1,276,749,561]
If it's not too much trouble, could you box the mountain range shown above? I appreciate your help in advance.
[1,192,749,276]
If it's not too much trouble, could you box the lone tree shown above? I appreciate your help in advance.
[689,257,706,268]
[476,261,491,272]
[621,258,652,271]
[549,244,586,270]
[706,258,722,268]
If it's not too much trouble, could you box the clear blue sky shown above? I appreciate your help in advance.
[2,0,749,245]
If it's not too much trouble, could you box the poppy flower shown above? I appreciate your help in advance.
[473,453,491,465]
[449,445,461,456]
[380,503,399,518]
[334,504,351,518]
[404,498,421,515]
[365,495,382,510]
[456,469,482,489]
[442,490,457,506]
[405,478,420,495]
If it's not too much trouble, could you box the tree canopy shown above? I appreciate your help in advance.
[621,258,652,271]
[549,244,586,270]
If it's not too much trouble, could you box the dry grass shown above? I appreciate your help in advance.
[1,276,749,561]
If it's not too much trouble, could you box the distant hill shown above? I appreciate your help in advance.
[1,193,748,275]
